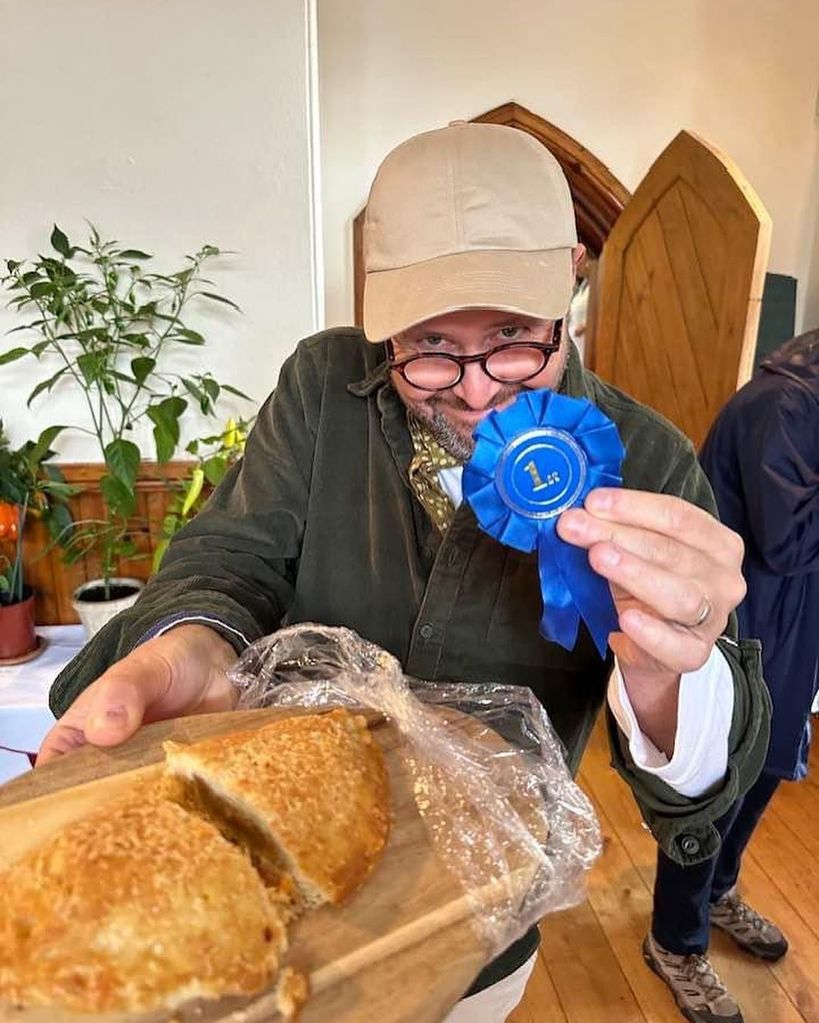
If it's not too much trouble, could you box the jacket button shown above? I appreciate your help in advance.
[680,835,700,856]
[419,623,434,640]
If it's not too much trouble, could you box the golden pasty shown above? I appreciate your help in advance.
[0,796,287,1013]
[164,709,390,907]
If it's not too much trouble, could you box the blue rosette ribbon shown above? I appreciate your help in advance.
[463,389,625,656]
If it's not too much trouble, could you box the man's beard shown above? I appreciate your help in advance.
[398,339,570,461]
[406,385,522,461]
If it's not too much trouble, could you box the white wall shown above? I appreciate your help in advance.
[319,0,819,334]
[0,0,318,461]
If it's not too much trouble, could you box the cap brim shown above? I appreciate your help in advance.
[363,248,574,342]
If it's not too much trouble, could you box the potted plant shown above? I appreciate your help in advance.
[0,225,250,635]
[152,416,253,573]
[0,421,75,660]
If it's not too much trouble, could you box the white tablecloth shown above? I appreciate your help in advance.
[0,625,86,783]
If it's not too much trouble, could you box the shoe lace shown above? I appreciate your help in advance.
[724,895,768,933]
[679,954,727,1001]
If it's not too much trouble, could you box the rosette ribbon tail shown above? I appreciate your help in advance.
[538,527,619,658]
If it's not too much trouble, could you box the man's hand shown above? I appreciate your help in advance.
[37,625,239,765]
[557,488,746,755]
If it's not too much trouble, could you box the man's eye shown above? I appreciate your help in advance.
[423,334,445,347]
[499,326,523,339]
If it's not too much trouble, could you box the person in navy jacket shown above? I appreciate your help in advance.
[646,328,819,1023]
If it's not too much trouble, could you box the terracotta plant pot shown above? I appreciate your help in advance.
[0,588,37,660]
[72,577,144,638]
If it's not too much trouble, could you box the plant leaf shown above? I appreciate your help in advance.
[181,378,205,404]
[174,328,205,346]
[201,377,219,402]
[220,383,253,401]
[203,455,228,486]
[77,352,102,384]
[105,439,141,490]
[50,225,71,258]
[47,502,74,543]
[131,357,156,386]
[122,332,150,348]
[197,291,242,312]
[42,481,76,500]
[162,513,180,534]
[100,473,137,519]
[147,396,187,463]
[152,538,170,574]
[6,320,44,335]
[27,367,70,406]
[29,281,53,299]
[0,347,31,365]
[31,425,67,465]
[117,249,153,260]
[151,422,175,464]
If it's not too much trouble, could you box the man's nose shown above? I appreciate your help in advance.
[451,361,503,410]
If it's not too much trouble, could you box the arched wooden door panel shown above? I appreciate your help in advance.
[590,130,771,448]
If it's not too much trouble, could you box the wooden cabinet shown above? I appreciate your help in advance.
[22,463,188,625]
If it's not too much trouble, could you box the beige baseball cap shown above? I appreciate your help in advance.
[362,120,578,342]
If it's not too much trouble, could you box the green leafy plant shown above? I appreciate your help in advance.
[0,421,76,605]
[0,225,250,596]
[152,416,253,573]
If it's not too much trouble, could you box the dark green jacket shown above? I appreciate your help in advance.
[52,329,770,988]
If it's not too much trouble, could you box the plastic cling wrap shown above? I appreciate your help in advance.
[228,623,602,958]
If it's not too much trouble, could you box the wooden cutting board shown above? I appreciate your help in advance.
[0,707,537,1023]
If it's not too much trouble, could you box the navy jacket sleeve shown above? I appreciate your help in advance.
[738,384,819,576]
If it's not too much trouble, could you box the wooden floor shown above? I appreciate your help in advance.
[509,719,819,1023]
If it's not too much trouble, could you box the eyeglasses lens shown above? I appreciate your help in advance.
[403,357,461,389]
[484,346,548,382]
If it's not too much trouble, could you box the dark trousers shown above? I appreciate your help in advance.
[652,769,781,955]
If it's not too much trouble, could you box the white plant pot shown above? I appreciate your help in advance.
[72,577,144,638]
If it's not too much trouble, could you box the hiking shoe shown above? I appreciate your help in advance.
[711,887,789,961]
[643,933,743,1023]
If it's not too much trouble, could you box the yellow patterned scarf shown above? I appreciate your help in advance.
[407,415,461,532]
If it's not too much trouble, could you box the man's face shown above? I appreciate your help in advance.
[389,308,568,461]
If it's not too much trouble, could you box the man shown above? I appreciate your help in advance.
[647,329,819,1023]
[41,122,769,1023]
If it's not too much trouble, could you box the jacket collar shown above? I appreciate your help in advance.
[558,339,592,400]
[347,343,389,397]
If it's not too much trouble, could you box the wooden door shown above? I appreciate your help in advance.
[589,130,771,449]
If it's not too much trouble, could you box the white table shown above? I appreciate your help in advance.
[0,625,86,783]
